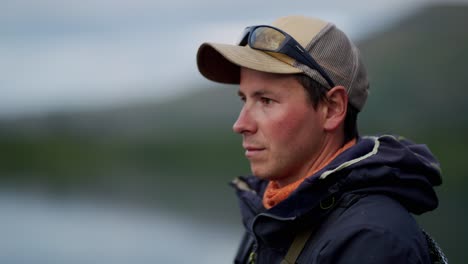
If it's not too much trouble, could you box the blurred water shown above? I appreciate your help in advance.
[0,191,241,264]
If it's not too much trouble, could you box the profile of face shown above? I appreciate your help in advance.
[233,68,328,186]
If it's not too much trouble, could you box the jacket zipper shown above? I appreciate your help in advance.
[246,213,296,263]
[247,244,257,264]
[233,178,297,264]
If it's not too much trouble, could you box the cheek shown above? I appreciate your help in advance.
[267,109,313,145]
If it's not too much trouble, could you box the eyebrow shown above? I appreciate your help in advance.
[237,89,273,98]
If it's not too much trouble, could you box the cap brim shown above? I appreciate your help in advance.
[196,43,303,84]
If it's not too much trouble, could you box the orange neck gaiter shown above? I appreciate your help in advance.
[263,139,356,209]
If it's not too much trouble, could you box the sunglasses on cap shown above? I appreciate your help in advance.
[237,25,335,88]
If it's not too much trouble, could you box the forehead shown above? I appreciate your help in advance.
[239,67,304,94]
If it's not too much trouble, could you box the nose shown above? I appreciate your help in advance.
[233,105,256,134]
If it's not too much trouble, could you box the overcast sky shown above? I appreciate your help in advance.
[1,0,466,117]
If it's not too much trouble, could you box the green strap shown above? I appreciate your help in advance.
[280,227,315,264]
[280,195,337,264]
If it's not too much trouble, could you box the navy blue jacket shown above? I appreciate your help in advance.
[232,135,442,264]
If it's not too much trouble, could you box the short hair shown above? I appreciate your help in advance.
[294,74,359,143]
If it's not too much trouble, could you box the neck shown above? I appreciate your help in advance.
[262,136,356,209]
[275,134,345,188]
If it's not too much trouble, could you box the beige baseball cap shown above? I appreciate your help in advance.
[196,15,369,111]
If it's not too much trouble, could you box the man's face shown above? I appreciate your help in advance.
[233,68,327,185]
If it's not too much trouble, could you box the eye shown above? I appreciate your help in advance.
[260,97,273,105]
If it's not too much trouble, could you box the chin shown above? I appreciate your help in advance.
[251,168,276,181]
[253,173,270,180]
[251,166,267,179]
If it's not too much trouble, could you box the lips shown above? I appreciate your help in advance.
[243,145,266,158]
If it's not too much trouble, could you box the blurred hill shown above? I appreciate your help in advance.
[1,3,467,262]
[0,86,240,140]
[359,4,468,135]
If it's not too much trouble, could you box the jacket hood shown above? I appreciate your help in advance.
[233,134,442,224]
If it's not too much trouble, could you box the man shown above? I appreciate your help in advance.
[196,16,443,263]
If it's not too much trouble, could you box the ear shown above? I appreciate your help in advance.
[323,86,348,132]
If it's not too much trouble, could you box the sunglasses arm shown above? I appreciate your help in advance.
[283,43,335,88]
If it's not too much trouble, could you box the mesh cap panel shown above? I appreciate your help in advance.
[296,23,369,111]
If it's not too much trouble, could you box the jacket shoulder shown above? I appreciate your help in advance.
[298,193,431,263]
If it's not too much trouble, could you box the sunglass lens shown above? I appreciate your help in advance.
[250,27,286,51]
